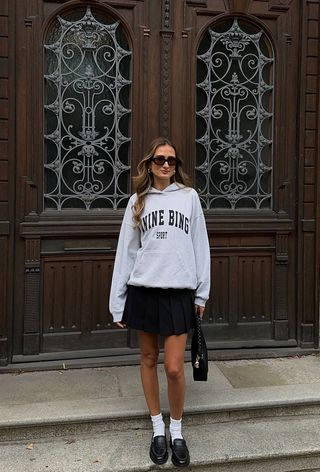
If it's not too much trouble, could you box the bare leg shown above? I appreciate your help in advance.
[138,331,160,415]
[164,334,188,419]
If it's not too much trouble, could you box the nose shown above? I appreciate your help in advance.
[163,161,170,168]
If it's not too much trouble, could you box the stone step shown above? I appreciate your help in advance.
[1,385,320,442]
[1,357,320,448]
[2,358,320,470]
[1,415,320,472]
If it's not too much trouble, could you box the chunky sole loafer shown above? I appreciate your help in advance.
[150,435,168,465]
[170,437,190,467]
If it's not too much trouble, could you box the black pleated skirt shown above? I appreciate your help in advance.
[122,285,195,336]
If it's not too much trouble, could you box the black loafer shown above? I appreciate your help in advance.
[150,435,168,465]
[170,437,190,467]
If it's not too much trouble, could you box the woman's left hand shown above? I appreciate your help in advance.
[195,304,205,319]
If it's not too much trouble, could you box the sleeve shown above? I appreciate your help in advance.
[190,192,211,307]
[109,197,141,322]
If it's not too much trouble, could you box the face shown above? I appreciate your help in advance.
[149,144,176,188]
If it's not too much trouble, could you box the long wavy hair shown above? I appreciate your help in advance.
[132,137,191,227]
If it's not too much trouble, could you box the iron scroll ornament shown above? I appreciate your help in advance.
[196,19,274,209]
[44,7,132,210]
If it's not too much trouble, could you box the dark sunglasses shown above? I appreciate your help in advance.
[151,155,177,166]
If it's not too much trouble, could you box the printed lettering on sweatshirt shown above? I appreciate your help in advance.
[140,209,189,235]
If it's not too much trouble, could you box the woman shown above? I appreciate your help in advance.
[109,137,210,467]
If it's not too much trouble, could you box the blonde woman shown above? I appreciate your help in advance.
[109,137,210,467]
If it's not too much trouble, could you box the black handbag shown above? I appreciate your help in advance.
[191,313,208,381]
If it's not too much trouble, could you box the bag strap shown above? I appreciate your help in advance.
[194,313,203,367]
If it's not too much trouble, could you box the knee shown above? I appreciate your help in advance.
[141,350,159,369]
[165,363,184,382]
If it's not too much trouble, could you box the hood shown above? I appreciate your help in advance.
[148,183,186,194]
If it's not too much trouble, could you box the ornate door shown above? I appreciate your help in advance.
[172,0,319,349]
[13,0,151,363]
[179,0,298,348]
[173,0,318,350]
[8,0,319,365]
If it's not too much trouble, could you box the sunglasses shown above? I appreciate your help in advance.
[151,155,177,166]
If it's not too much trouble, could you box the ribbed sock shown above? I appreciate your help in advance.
[151,413,165,437]
[169,417,183,440]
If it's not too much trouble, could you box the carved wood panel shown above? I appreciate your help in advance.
[0,237,8,361]
[238,256,272,323]
[41,254,123,352]
[210,256,230,324]
[205,244,275,343]
[23,238,41,354]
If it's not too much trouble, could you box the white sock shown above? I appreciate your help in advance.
[151,413,165,437]
[169,417,183,440]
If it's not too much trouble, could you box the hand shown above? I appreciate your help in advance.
[116,322,127,328]
[195,304,205,319]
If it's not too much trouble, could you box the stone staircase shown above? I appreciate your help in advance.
[0,357,320,471]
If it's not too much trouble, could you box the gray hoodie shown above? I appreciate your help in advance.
[109,183,211,322]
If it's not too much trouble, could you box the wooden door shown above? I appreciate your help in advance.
[173,0,300,349]
[174,0,318,351]
[8,0,319,366]
[12,0,152,363]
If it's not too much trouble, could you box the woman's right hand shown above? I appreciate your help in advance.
[116,322,126,328]
[195,304,205,319]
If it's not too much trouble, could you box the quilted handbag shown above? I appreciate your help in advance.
[191,313,208,381]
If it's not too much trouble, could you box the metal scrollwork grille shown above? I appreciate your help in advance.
[196,19,274,209]
[44,7,132,210]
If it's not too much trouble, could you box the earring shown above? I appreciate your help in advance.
[148,169,151,174]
